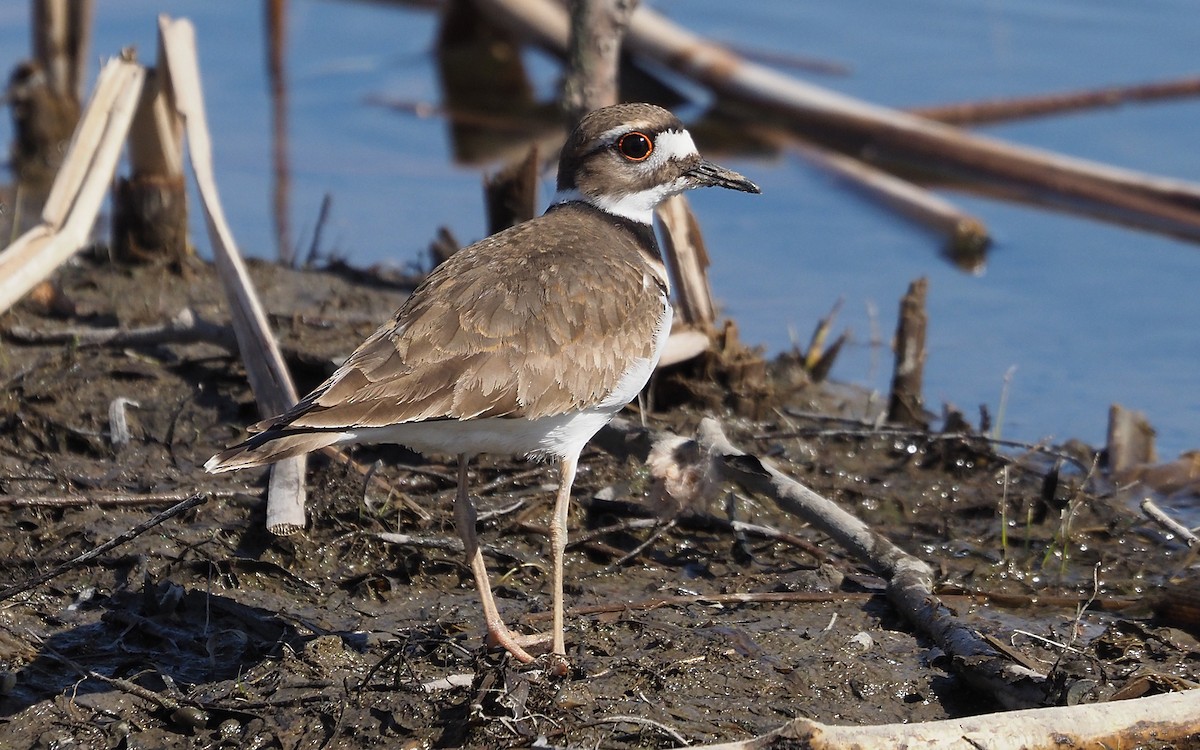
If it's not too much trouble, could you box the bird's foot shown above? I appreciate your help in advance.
[485,628,570,676]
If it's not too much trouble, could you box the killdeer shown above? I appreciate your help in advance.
[206,102,760,668]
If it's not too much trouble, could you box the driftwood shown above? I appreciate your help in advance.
[676,417,1047,708]
[157,16,307,535]
[684,688,1200,750]
[635,417,1200,745]
[476,0,1200,243]
[776,135,989,269]
[911,74,1200,126]
[885,277,929,427]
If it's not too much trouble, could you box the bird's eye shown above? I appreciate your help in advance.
[617,131,653,161]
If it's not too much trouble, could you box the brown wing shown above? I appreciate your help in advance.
[274,208,666,431]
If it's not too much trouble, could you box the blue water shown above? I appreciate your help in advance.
[1,1,1197,463]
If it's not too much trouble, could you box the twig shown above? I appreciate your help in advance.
[4,306,234,349]
[590,714,688,746]
[590,519,676,575]
[1140,496,1200,548]
[910,74,1200,126]
[0,492,209,602]
[36,637,193,717]
[0,488,235,508]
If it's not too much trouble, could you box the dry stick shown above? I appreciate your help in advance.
[0,492,209,603]
[1140,497,1200,548]
[158,16,307,535]
[5,307,235,349]
[885,277,928,427]
[911,74,1200,127]
[687,417,1048,710]
[685,689,1200,750]
[523,589,867,623]
[478,0,1200,239]
[0,56,144,314]
[0,489,238,509]
[773,134,990,266]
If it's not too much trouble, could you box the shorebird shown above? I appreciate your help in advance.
[206,102,760,668]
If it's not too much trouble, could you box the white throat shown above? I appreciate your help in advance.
[551,185,684,225]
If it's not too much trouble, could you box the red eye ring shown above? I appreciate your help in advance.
[617,131,654,162]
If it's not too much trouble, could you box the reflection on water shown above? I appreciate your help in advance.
[1,1,1197,472]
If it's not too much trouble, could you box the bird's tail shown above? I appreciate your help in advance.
[205,428,348,473]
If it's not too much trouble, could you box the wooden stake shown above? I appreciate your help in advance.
[561,0,638,123]
[158,15,306,535]
[886,278,929,427]
[484,145,539,233]
[113,30,188,264]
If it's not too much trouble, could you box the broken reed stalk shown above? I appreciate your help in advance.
[0,55,144,315]
[266,0,292,265]
[886,277,928,427]
[656,195,717,331]
[31,0,92,101]
[477,0,1200,241]
[158,15,306,535]
[911,74,1200,127]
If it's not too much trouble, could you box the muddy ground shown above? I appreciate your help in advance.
[0,255,1197,749]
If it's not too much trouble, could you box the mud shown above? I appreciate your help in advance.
[0,256,1197,749]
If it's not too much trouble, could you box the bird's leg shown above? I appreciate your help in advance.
[550,454,578,663]
[453,454,535,664]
